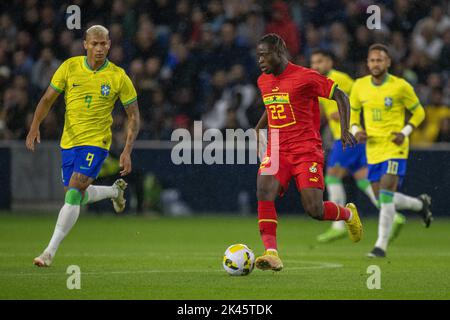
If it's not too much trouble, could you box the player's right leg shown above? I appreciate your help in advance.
[254,157,288,272]
[34,172,93,267]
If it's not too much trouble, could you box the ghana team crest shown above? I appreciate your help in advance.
[101,84,111,96]
[384,97,393,109]
[309,162,318,173]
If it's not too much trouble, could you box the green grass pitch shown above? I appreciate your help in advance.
[0,212,449,299]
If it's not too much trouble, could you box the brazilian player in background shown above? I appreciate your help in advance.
[310,49,405,244]
[26,25,140,267]
[350,44,432,258]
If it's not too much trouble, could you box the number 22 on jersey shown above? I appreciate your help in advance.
[263,92,296,128]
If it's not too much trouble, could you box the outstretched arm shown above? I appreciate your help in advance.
[332,87,356,148]
[26,86,60,151]
[120,101,140,176]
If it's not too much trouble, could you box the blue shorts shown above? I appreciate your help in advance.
[326,140,367,174]
[61,146,108,186]
[367,159,407,186]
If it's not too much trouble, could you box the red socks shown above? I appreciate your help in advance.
[258,201,349,250]
[258,201,278,250]
[323,201,351,221]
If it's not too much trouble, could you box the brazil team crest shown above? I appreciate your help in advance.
[384,97,393,109]
[101,84,111,96]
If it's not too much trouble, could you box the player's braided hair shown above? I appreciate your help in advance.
[258,33,288,56]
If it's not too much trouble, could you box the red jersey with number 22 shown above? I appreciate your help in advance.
[258,62,337,163]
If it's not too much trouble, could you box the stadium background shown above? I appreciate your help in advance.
[0,0,449,216]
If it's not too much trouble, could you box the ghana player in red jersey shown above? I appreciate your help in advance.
[254,34,362,271]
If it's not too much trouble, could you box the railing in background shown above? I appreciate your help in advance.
[0,141,449,216]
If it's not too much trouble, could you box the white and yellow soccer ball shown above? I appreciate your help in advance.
[222,244,255,276]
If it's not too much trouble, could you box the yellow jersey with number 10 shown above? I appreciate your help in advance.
[50,56,137,150]
[350,74,421,164]
[318,69,354,140]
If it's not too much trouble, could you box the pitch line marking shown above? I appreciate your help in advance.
[0,261,342,277]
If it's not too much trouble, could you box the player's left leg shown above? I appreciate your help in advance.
[354,167,406,243]
[82,180,128,213]
[296,161,363,242]
[300,188,362,243]
[368,173,398,258]
[317,166,348,243]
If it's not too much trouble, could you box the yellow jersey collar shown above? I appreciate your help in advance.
[84,56,109,72]
[371,73,390,87]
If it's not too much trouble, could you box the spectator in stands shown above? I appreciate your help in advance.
[411,87,450,146]
[265,0,300,57]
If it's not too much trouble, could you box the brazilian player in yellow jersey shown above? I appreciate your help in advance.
[25,25,141,267]
[350,44,432,258]
[311,49,405,244]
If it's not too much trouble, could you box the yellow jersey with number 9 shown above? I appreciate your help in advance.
[318,69,354,140]
[50,56,137,150]
[349,74,421,164]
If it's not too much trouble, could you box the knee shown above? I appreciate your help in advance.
[304,201,323,220]
[256,185,277,201]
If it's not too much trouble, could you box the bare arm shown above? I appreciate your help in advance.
[26,86,60,151]
[331,87,356,148]
[254,110,268,161]
[119,101,140,176]
[255,110,268,131]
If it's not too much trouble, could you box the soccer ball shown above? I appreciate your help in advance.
[222,244,255,276]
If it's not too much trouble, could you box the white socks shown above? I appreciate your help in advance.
[356,179,378,207]
[43,185,119,259]
[393,192,423,211]
[326,182,346,206]
[326,178,346,230]
[82,185,118,205]
[45,203,80,257]
[375,190,396,251]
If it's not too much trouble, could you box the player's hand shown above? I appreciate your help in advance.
[119,152,132,176]
[25,127,40,151]
[391,132,405,145]
[354,130,368,143]
[341,130,357,149]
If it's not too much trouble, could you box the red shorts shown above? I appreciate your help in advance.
[258,153,324,195]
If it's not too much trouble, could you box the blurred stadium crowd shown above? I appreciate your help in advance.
[0,0,449,147]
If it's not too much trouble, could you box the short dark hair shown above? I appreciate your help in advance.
[311,48,335,61]
[368,43,390,58]
[258,33,288,55]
